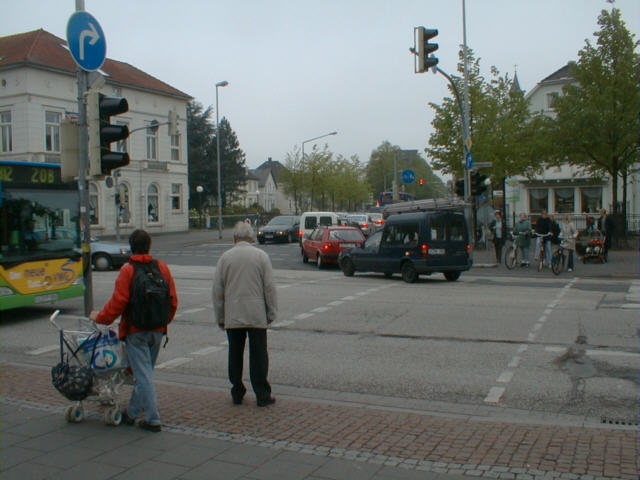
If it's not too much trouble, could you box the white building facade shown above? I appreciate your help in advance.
[0,29,192,236]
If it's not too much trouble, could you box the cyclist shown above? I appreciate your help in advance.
[534,209,552,267]
[559,214,578,272]
[513,213,532,266]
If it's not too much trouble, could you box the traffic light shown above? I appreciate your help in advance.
[418,178,424,186]
[87,91,130,177]
[471,171,488,196]
[416,27,439,73]
[454,179,465,197]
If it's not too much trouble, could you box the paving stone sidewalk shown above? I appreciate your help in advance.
[1,363,637,479]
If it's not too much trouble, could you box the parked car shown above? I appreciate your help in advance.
[91,237,131,271]
[301,226,366,268]
[257,215,299,244]
[298,211,340,244]
[338,211,472,283]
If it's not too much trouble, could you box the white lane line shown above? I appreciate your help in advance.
[620,303,640,309]
[507,357,521,368]
[496,371,514,383]
[342,296,356,301]
[484,386,505,404]
[311,307,329,313]
[295,313,313,320]
[181,307,206,315]
[272,320,295,328]
[156,357,192,369]
[532,323,543,331]
[545,346,640,358]
[328,301,344,306]
[517,344,528,353]
[192,346,223,355]
[355,292,368,296]
[26,344,59,355]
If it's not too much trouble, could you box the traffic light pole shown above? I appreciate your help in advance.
[77,68,93,316]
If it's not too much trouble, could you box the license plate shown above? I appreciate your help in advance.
[339,243,355,248]
[35,293,58,304]
[430,248,445,255]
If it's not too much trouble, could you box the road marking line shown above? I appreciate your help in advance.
[620,303,640,309]
[533,323,543,331]
[26,344,59,355]
[191,346,223,355]
[517,344,528,353]
[311,307,329,313]
[507,357,521,368]
[341,296,356,301]
[544,308,553,315]
[484,386,505,404]
[497,371,514,383]
[537,315,548,323]
[272,320,294,328]
[328,301,344,306]
[181,307,206,315]
[295,313,313,320]
[545,346,639,358]
[355,291,368,296]
[527,332,537,341]
[156,357,192,369]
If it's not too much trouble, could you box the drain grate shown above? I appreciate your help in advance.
[600,416,638,426]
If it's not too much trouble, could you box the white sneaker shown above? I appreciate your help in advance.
[568,268,573,272]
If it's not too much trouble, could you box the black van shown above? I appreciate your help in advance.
[338,211,472,283]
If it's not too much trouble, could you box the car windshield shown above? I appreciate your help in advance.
[349,215,367,222]
[268,217,294,226]
[329,230,364,241]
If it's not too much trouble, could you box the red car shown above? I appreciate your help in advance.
[301,226,366,268]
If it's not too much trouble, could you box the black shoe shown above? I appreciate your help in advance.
[120,410,135,426]
[232,394,244,405]
[137,421,162,432]
[257,397,276,407]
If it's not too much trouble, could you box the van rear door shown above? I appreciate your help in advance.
[427,213,469,267]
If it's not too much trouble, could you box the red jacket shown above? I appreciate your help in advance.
[96,254,178,339]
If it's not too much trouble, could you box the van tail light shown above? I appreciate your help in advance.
[466,244,471,256]
[421,244,428,258]
[298,230,303,237]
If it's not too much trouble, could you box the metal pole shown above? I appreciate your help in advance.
[462,0,471,201]
[114,170,120,241]
[215,86,223,239]
[75,0,92,315]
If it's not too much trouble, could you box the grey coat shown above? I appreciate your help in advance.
[213,241,278,329]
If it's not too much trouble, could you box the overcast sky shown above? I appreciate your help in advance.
[3,1,639,171]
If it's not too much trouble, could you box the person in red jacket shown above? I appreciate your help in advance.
[90,229,177,432]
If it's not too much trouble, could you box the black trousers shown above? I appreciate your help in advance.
[226,328,271,402]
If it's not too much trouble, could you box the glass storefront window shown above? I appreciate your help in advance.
[529,189,548,213]
[554,188,574,213]
[581,187,602,213]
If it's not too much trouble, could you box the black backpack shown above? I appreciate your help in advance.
[127,260,171,330]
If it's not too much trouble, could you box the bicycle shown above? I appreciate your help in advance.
[533,232,551,272]
[504,232,527,270]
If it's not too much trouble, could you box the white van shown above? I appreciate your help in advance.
[298,211,339,243]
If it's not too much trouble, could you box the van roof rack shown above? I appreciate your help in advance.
[381,197,469,216]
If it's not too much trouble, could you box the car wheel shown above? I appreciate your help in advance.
[401,262,418,283]
[341,258,355,277]
[93,253,112,271]
[444,271,461,282]
[302,249,308,263]
[316,253,323,269]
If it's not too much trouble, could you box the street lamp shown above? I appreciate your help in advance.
[301,131,337,210]
[196,185,204,228]
[215,80,229,239]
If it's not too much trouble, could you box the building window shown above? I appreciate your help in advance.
[0,110,12,152]
[147,184,159,222]
[89,183,99,225]
[146,122,157,160]
[171,183,182,210]
[117,183,131,224]
[170,133,180,161]
[546,93,557,110]
[115,121,128,153]
[45,111,61,152]
[529,188,548,213]
[554,188,574,213]
[581,187,602,213]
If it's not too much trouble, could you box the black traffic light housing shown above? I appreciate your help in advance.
[88,91,130,177]
[471,171,488,196]
[416,27,438,73]
[454,179,465,197]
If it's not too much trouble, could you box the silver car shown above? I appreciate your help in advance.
[91,237,131,271]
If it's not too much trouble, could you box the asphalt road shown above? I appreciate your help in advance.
[3,234,638,425]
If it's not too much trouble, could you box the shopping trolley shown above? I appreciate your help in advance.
[49,309,132,425]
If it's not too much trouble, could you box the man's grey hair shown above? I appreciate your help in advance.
[233,221,255,242]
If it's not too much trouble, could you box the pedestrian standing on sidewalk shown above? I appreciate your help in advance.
[513,213,532,266]
[90,229,178,432]
[559,214,578,272]
[213,221,278,407]
[489,211,505,264]
[597,208,614,261]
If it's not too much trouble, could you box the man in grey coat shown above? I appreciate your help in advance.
[213,221,278,407]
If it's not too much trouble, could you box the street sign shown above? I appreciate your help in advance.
[66,11,106,71]
[401,169,416,184]
[465,152,473,170]
[473,161,493,169]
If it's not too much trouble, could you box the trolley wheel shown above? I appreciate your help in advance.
[65,404,84,423]
[104,407,122,426]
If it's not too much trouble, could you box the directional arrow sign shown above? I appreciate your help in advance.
[401,169,416,184]
[66,11,106,71]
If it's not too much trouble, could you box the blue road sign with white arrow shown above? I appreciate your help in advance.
[66,11,106,71]
[465,152,473,170]
[402,169,415,184]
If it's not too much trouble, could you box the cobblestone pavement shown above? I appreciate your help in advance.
[2,363,637,479]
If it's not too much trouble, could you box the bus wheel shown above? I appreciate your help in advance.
[93,254,112,271]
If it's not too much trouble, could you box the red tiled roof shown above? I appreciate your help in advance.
[0,29,191,99]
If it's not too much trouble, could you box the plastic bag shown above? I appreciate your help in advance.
[79,327,128,372]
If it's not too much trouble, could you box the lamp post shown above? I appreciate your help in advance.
[196,185,204,228]
[215,80,229,239]
[301,131,337,210]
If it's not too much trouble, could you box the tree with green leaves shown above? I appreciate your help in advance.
[186,101,214,210]
[550,7,639,216]
[213,117,247,206]
[366,141,446,200]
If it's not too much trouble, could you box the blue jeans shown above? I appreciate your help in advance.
[535,237,552,266]
[125,331,163,425]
